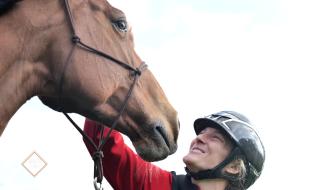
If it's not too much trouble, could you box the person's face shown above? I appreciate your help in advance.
[183,127,234,172]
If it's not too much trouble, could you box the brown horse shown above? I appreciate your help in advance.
[0,0,179,161]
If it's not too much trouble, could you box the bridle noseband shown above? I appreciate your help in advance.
[60,0,147,189]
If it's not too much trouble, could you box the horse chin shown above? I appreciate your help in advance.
[132,136,178,162]
[133,142,169,162]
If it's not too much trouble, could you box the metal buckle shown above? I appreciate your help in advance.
[93,177,104,190]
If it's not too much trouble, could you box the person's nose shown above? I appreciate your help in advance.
[195,133,207,144]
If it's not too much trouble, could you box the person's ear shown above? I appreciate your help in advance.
[224,159,241,175]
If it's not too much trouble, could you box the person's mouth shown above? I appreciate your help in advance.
[191,147,205,154]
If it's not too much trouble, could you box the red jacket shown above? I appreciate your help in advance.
[83,119,173,190]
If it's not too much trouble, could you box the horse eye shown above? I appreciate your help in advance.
[113,19,128,32]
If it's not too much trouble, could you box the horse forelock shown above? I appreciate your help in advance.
[0,0,20,15]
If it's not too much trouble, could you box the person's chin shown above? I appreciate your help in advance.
[183,153,199,166]
[183,156,200,173]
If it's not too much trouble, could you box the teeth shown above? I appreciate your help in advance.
[191,148,203,153]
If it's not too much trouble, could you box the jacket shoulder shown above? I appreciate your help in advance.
[171,172,197,190]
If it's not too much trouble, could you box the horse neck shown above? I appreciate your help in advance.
[0,0,59,136]
[0,60,52,136]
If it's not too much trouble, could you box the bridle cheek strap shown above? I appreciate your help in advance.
[61,0,147,189]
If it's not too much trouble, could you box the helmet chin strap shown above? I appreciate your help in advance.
[185,147,242,181]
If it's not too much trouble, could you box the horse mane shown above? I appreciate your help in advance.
[0,0,20,15]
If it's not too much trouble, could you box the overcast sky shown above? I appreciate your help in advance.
[1,0,325,189]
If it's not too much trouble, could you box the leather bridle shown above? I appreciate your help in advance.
[60,0,147,189]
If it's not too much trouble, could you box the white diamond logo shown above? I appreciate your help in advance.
[22,151,47,177]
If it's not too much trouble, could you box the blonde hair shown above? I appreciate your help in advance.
[223,158,247,190]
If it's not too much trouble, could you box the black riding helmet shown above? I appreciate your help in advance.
[186,111,265,189]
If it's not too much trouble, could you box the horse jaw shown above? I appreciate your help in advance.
[130,127,179,162]
[91,91,179,161]
[116,119,178,161]
[125,114,179,161]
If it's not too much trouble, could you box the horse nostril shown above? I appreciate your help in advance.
[155,125,170,149]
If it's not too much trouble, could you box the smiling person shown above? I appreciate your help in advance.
[83,111,265,190]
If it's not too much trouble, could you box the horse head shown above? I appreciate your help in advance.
[0,0,179,161]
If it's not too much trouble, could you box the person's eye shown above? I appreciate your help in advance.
[113,19,128,32]
[211,135,223,142]
[212,135,220,140]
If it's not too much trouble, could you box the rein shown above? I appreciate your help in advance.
[60,0,147,189]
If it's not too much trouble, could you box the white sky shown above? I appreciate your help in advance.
[1,0,325,189]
